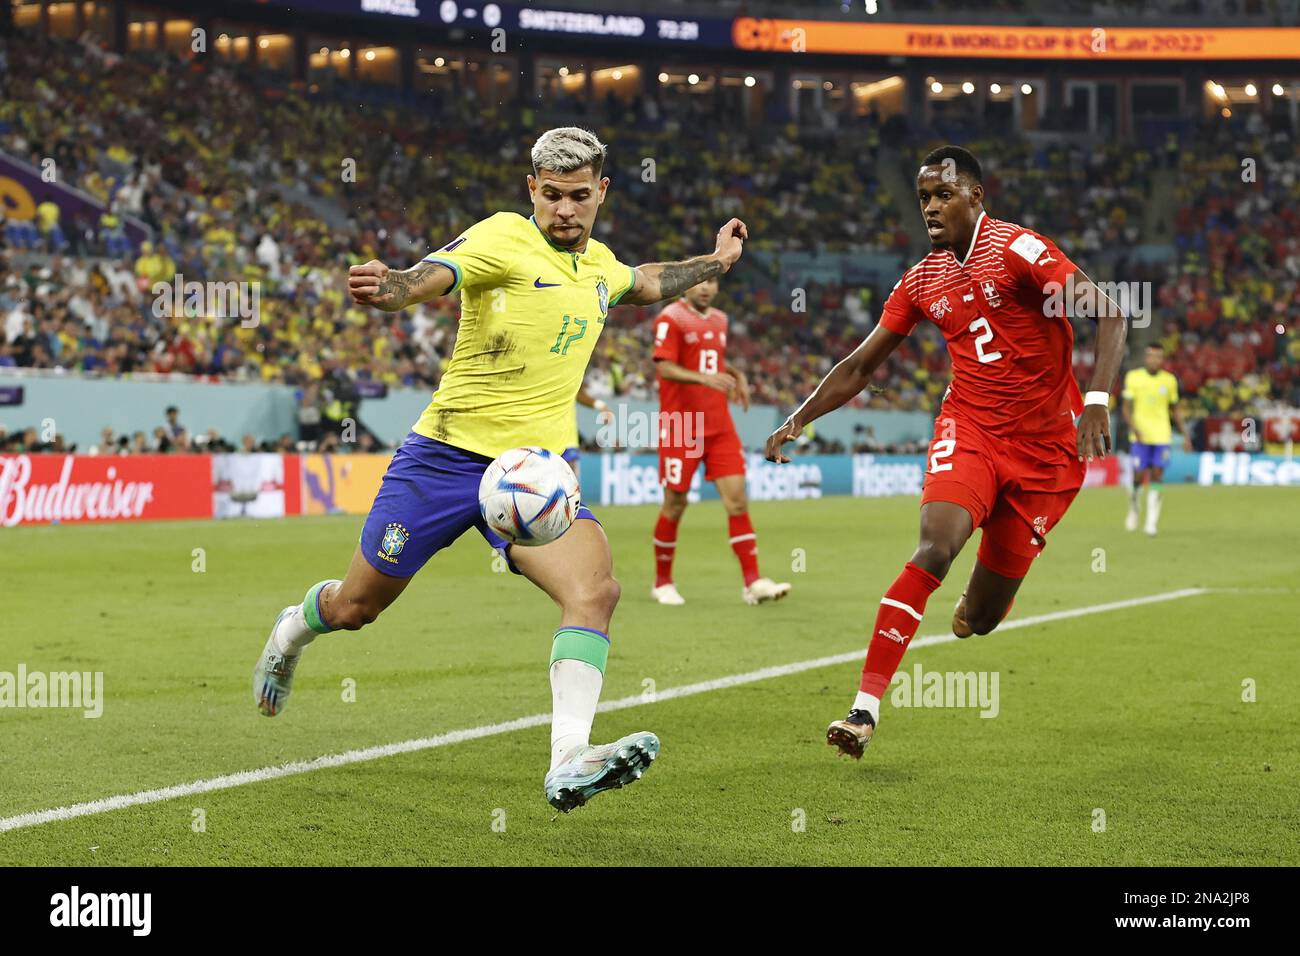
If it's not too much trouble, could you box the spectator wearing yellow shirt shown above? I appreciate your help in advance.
[99,201,131,258]
[134,241,176,287]
[35,195,68,252]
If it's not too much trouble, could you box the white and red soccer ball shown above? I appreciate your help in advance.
[478,447,580,547]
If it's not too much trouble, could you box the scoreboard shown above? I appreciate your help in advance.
[255,1,1300,59]
[283,1,729,47]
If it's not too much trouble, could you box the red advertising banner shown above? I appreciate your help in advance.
[284,454,301,516]
[1263,412,1300,447]
[0,454,212,527]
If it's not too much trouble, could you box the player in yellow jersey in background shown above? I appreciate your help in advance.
[1122,344,1190,536]
[252,127,750,812]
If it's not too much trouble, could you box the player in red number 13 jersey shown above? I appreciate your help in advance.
[652,277,791,606]
[766,146,1128,758]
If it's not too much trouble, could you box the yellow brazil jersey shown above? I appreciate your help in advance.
[412,212,635,459]
[1122,368,1179,445]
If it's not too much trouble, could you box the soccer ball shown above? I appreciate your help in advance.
[478,447,581,547]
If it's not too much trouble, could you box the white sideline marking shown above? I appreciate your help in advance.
[0,587,1207,834]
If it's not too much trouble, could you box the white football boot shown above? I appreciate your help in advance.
[1125,507,1139,532]
[650,583,686,605]
[253,606,301,717]
[544,731,660,812]
[743,577,792,605]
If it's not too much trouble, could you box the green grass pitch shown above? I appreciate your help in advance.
[0,484,1296,865]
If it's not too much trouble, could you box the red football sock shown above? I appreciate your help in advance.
[728,512,761,586]
[859,562,943,698]
[653,514,679,587]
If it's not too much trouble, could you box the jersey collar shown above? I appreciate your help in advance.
[953,210,987,269]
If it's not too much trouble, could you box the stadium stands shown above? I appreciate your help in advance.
[1,26,1297,453]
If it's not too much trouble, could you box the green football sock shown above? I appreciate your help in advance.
[303,579,341,635]
[549,627,610,674]
[549,627,610,769]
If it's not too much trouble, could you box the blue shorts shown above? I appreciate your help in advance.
[1131,442,1170,472]
[360,433,598,577]
[562,446,581,465]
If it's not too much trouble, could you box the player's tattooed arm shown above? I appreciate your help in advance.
[765,325,906,463]
[348,259,455,312]
[625,257,724,305]
[1072,270,1129,461]
[621,218,748,305]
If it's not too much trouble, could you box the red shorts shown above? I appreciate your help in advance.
[659,428,746,493]
[922,419,1084,578]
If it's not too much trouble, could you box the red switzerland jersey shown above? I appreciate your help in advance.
[880,212,1083,437]
[653,299,733,435]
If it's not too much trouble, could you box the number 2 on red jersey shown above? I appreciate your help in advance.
[969,316,1002,364]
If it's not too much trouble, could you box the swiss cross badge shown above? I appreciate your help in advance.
[981,280,1002,308]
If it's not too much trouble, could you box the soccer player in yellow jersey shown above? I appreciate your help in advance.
[1122,344,1189,536]
[252,127,749,812]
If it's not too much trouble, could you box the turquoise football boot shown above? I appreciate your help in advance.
[544,731,661,812]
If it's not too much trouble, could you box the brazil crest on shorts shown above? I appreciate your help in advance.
[378,522,410,564]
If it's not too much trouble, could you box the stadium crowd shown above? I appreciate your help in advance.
[0,32,907,406]
[1,31,1297,453]
[1158,122,1300,414]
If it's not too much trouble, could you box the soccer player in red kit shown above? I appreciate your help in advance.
[652,276,792,606]
[766,146,1127,757]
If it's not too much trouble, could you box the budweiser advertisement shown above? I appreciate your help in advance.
[0,454,213,527]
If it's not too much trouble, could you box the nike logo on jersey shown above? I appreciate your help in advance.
[534,278,561,288]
